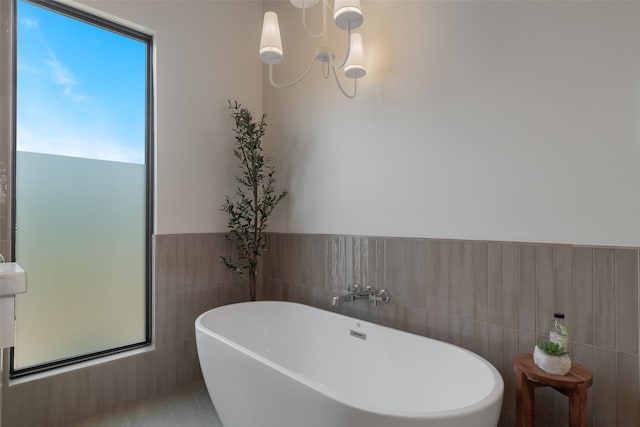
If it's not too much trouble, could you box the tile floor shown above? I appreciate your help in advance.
[70,381,222,427]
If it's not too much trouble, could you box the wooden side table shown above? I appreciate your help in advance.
[512,353,593,427]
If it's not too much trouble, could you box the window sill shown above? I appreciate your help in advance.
[7,344,155,386]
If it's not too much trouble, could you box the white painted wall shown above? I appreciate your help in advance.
[78,0,264,235]
[264,1,640,246]
[64,1,640,246]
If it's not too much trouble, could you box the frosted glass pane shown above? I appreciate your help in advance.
[14,152,146,369]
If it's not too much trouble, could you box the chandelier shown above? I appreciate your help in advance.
[259,0,367,99]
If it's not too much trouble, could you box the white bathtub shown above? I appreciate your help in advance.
[195,301,503,427]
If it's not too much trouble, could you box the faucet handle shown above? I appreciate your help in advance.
[377,289,390,303]
[347,284,360,293]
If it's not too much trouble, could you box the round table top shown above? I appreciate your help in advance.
[512,352,593,389]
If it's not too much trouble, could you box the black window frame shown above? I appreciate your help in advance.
[9,0,154,379]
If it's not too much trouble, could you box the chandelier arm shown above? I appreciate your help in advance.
[268,57,317,88]
[302,2,324,38]
[331,65,357,99]
[331,24,352,70]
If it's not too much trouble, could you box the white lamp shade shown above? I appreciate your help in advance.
[344,32,366,79]
[290,0,319,8]
[259,12,283,64]
[334,0,363,30]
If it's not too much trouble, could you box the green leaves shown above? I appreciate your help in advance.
[537,341,569,356]
[220,100,287,298]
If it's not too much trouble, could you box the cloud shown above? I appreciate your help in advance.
[45,53,89,102]
[19,18,39,28]
[17,119,145,165]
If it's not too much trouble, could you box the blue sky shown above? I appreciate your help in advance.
[17,0,146,164]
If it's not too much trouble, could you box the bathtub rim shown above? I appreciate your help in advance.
[195,300,504,420]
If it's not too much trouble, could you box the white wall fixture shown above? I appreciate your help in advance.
[259,0,366,98]
[0,262,27,349]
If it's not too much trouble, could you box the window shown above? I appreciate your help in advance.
[11,0,153,377]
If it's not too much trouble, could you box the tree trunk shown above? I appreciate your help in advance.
[249,268,257,301]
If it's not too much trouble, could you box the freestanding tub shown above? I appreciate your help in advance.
[195,301,503,427]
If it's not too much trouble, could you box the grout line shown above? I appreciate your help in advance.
[552,245,556,328]
[614,249,618,353]
[592,248,596,351]
[530,244,537,334]
[516,243,520,332]
[485,242,489,326]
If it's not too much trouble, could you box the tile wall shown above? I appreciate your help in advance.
[1,231,638,426]
[1,233,239,427]
[261,233,640,427]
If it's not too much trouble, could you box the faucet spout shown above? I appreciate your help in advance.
[331,285,363,306]
[331,285,390,306]
[332,294,352,306]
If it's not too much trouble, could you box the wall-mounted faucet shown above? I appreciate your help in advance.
[331,285,390,307]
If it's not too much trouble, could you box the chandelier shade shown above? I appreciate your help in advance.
[344,33,365,79]
[259,11,283,64]
[334,0,363,30]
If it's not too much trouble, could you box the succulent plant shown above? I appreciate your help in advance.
[537,341,569,356]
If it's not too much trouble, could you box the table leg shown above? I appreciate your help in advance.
[515,370,535,427]
[568,385,588,427]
